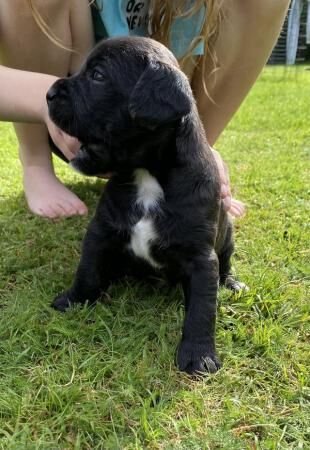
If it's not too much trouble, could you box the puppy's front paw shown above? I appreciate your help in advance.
[52,291,72,312]
[177,340,222,375]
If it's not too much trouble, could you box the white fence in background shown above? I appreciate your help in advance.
[286,0,310,64]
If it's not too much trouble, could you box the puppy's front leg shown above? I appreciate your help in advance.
[53,220,115,312]
[177,250,222,375]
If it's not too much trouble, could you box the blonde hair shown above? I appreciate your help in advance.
[150,0,222,69]
[27,0,72,50]
[27,0,222,70]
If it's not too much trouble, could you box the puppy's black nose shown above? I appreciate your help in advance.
[46,86,58,104]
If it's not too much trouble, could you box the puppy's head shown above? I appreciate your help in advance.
[47,37,193,175]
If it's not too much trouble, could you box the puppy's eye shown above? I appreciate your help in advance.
[92,70,105,81]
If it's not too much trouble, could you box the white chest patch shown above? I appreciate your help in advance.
[130,218,161,268]
[129,169,164,269]
[134,168,164,210]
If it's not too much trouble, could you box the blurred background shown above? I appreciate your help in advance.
[269,0,310,65]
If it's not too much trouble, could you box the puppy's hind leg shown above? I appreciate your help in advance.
[218,223,248,293]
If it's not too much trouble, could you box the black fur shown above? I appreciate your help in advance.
[47,37,245,375]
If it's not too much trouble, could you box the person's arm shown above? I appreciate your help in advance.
[0,65,79,158]
[192,0,289,216]
[0,65,57,122]
[0,64,239,212]
[194,0,290,146]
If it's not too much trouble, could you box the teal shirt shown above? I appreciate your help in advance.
[93,0,205,58]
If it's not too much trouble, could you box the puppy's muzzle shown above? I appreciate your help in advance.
[46,80,69,105]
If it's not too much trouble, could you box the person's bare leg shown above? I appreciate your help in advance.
[192,0,291,146]
[0,0,94,218]
[182,0,290,217]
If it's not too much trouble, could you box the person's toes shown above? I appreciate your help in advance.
[76,201,88,216]
[55,203,73,218]
[58,199,86,217]
[62,197,88,216]
[55,200,77,217]
[35,204,58,219]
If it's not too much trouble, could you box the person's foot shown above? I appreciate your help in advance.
[23,166,88,218]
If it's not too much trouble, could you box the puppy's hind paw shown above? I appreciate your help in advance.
[52,291,72,312]
[225,276,249,293]
[177,341,222,375]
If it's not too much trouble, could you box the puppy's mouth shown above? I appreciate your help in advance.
[69,144,112,177]
[69,145,95,176]
[47,112,112,177]
[50,115,81,143]
[47,97,84,144]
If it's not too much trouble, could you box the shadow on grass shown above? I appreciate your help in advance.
[0,178,102,297]
[0,176,183,344]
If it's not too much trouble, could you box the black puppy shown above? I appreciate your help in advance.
[47,36,246,375]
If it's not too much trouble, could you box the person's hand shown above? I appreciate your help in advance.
[44,108,80,161]
[43,101,113,178]
[211,148,246,218]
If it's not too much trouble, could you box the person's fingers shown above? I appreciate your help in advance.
[229,198,246,218]
[46,117,80,160]
[221,178,231,199]
[211,148,246,218]
[54,130,80,161]
[212,148,230,192]
[222,194,232,212]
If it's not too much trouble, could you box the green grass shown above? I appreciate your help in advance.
[0,66,309,449]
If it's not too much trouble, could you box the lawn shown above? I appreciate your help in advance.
[0,66,309,449]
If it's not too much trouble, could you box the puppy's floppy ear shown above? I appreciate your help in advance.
[129,60,192,127]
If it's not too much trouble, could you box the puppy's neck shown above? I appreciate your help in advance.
[111,125,177,175]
